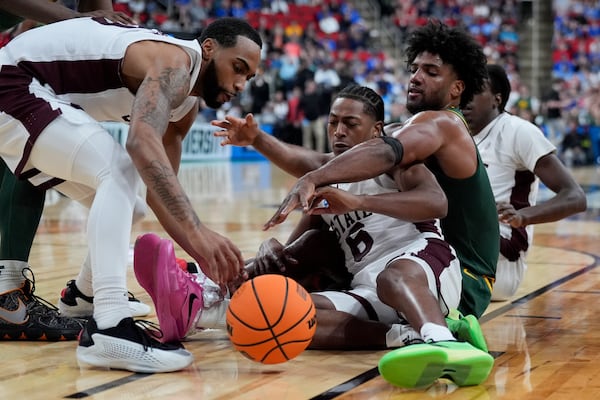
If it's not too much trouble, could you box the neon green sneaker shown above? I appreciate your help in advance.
[445,310,489,353]
[378,341,494,388]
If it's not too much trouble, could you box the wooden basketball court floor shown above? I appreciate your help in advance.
[2,160,599,399]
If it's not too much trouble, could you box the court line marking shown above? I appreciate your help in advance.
[63,252,599,399]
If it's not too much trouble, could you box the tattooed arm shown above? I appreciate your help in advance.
[121,41,244,285]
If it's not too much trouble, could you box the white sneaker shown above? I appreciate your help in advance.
[386,323,424,348]
[77,317,193,373]
[58,280,151,318]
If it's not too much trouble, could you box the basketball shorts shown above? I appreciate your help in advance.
[491,254,526,301]
[314,237,461,325]
[458,267,495,318]
[0,84,146,218]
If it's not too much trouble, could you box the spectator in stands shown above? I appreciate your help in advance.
[268,0,289,15]
[512,83,540,123]
[285,19,304,40]
[283,86,304,146]
[314,60,341,91]
[299,79,329,152]
[230,0,246,19]
[541,78,568,146]
[561,118,594,167]
[248,65,270,116]
[277,52,299,93]
[295,57,316,92]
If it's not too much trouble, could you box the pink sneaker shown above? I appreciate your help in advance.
[133,233,203,343]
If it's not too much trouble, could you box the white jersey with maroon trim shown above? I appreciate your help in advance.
[0,16,200,123]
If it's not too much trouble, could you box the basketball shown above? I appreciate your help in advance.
[226,274,317,364]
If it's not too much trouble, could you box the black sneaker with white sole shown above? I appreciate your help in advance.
[77,317,194,373]
[59,280,151,318]
[0,269,84,341]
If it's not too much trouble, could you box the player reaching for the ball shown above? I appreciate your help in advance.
[216,21,499,321]
[134,84,494,388]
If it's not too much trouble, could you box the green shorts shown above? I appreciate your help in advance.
[457,267,494,318]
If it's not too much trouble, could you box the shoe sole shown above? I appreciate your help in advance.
[378,343,494,388]
[134,234,202,342]
[0,327,81,341]
[77,332,193,373]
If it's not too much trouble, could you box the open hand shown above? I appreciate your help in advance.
[82,10,136,25]
[263,176,317,230]
[212,114,260,147]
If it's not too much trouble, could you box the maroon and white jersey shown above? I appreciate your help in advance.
[473,112,555,261]
[320,174,447,276]
[0,17,200,124]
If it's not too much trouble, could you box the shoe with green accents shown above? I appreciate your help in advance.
[378,341,494,388]
[445,310,488,353]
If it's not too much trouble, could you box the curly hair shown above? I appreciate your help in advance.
[199,17,262,49]
[336,84,385,123]
[405,20,487,108]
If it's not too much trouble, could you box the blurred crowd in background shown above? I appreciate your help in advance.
[2,0,600,165]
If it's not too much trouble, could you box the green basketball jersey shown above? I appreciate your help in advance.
[428,151,499,279]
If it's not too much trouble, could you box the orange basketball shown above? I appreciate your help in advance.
[226,274,317,364]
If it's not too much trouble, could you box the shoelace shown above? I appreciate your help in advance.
[21,267,61,314]
[133,319,165,350]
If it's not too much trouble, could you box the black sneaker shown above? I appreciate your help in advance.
[58,280,151,318]
[0,269,84,341]
[77,317,194,373]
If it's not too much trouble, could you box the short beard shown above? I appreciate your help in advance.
[201,59,224,109]
[406,98,445,115]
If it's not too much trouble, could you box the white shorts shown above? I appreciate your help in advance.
[0,91,146,219]
[315,237,462,324]
[491,254,527,301]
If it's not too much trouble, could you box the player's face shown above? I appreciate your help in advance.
[327,98,380,156]
[462,80,499,136]
[200,36,261,109]
[406,51,460,114]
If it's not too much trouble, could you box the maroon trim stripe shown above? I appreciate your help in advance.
[18,59,123,95]
[499,169,535,260]
[412,238,457,291]
[0,65,61,178]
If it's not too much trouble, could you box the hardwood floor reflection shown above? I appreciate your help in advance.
[2,162,598,399]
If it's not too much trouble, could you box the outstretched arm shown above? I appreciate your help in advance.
[124,42,243,285]
[213,114,330,177]
[262,136,403,229]
[308,164,447,222]
[0,0,134,24]
[498,153,587,227]
[262,111,474,229]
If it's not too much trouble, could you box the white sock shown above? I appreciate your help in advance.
[420,322,455,343]
[385,323,422,348]
[75,254,94,298]
[93,285,131,330]
[197,298,229,330]
[0,260,28,292]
